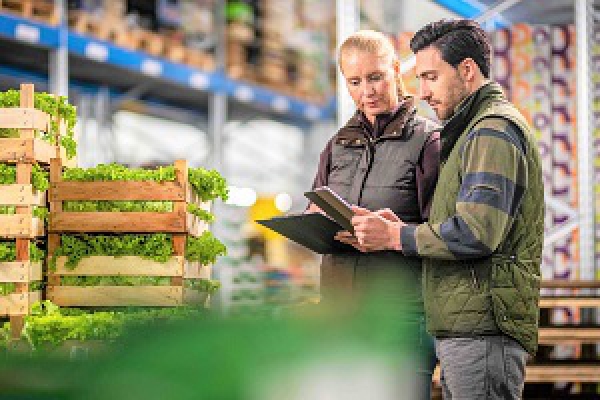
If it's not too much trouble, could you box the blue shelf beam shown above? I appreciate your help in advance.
[0,13,333,121]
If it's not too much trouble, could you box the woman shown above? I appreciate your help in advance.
[307,30,440,399]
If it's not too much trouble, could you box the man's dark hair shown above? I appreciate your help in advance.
[410,19,492,78]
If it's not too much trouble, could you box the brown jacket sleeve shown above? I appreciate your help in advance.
[312,138,333,189]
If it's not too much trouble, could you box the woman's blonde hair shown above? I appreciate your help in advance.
[338,30,407,96]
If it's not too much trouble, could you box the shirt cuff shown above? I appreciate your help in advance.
[400,224,418,256]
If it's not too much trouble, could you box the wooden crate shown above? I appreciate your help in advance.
[0,0,58,25]
[47,159,213,308]
[48,159,210,235]
[0,84,75,166]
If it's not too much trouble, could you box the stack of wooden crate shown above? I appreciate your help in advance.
[69,0,215,71]
[257,0,290,88]
[0,0,58,25]
[47,159,213,308]
[0,84,62,338]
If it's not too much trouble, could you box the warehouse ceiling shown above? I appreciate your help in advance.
[472,0,575,25]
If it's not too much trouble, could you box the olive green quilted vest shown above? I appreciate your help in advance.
[423,97,544,354]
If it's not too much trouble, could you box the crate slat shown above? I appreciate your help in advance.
[539,327,600,344]
[0,108,50,131]
[47,286,184,307]
[0,261,42,283]
[50,181,185,201]
[0,138,57,164]
[49,211,186,233]
[0,215,44,238]
[540,297,600,308]
[541,280,600,289]
[53,256,184,277]
[526,365,600,383]
[0,184,46,206]
[0,291,41,316]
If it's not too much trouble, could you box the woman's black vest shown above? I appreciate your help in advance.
[321,108,439,312]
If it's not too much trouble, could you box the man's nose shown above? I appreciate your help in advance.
[419,83,431,101]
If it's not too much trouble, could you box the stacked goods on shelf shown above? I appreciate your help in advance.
[0,0,59,25]
[224,0,333,102]
[257,0,292,88]
[68,0,215,71]
[0,83,75,338]
[47,160,227,308]
[177,0,216,71]
[289,30,330,103]
[68,0,134,49]
[225,0,256,81]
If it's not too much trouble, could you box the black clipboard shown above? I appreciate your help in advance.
[256,213,354,254]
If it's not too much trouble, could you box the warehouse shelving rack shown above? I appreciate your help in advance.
[0,3,336,175]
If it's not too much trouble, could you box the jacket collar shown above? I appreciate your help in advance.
[439,81,506,161]
[337,96,416,145]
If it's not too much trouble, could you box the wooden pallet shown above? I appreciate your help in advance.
[47,159,213,308]
[0,0,58,25]
[433,364,600,385]
[541,279,600,289]
[68,11,134,49]
[538,327,600,344]
[539,297,600,308]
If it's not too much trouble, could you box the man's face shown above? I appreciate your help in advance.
[340,50,399,121]
[415,46,469,120]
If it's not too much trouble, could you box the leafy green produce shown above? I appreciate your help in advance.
[0,281,45,296]
[188,168,228,202]
[50,233,174,270]
[62,163,228,202]
[185,278,221,293]
[187,203,214,222]
[0,163,49,191]
[0,90,77,159]
[0,241,44,262]
[1,300,206,349]
[185,232,227,265]
[50,232,226,270]
[63,201,173,213]
[61,276,171,286]
[0,206,48,221]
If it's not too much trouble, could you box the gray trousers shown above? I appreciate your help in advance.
[435,335,527,400]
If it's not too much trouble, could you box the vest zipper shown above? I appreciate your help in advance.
[470,268,479,290]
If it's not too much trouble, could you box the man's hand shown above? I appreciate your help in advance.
[334,206,405,252]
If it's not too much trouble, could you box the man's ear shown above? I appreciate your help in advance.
[460,58,478,82]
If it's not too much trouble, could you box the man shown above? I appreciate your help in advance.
[338,20,544,399]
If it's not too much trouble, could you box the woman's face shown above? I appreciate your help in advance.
[340,49,400,123]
